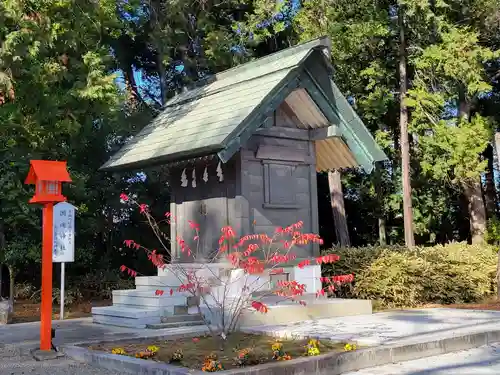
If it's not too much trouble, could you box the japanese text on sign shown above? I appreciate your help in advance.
[52,202,76,263]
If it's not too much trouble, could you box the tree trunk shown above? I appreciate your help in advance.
[463,179,487,244]
[150,0,168,105]
[8,265,14,307]
[0,222,4,299]
[497,250,500,298]
[484,144,497,218]
[459,89,487,244]
[398,6,415,248]
[373,164,387,246]
[378,218,387,246]
[494,133,500,297]
[328,170,351,247]
[156,50,168,105]
[494,133,500,171]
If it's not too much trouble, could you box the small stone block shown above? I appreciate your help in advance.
[31,349,65,361]
[0,300,13,324]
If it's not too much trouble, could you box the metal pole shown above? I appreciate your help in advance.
[60,262,65,320]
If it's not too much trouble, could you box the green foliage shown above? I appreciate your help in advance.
[407,25,499,186]
[485,217,500,245]
[76,270,134,300]
[13,269,134,304]
[28,286,83,306]
[417,115,492,183]
[323,243,497,307]
[2,0,500,294]
[14,282,36,300]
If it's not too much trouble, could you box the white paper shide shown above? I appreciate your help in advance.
[52,202,76,263]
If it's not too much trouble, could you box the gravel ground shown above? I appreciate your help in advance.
[0,344,121,375]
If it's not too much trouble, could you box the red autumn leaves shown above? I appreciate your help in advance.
[251,301,269,313]
[317,274,355,296]
[155,289,174,296]
[119,265,137,278]
[118,193,354,316]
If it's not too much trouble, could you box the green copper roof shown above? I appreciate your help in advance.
[101,37,387,173]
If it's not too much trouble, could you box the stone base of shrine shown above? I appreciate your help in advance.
[237,297,372,328]
[91,263,372,328]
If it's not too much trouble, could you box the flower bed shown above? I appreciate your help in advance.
[88,333,348,371]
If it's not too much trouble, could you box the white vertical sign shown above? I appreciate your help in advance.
[53,202,76,263]
[53,202,76,320]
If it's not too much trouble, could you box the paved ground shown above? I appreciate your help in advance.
[344,343,500,374]
[0,318,136,375]
[0,318,207,375]
[246,308,500,346]
[2,309,500,374]
[0,343,122,375]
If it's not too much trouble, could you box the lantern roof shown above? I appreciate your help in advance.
[24,160,72,185]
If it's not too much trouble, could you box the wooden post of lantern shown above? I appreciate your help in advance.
[25,160,72,351]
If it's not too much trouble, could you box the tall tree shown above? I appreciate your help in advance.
[0,0,134,291]
[407,25,499,244]
[398,3,415,247]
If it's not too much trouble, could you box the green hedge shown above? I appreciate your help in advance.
[322,243,498,308]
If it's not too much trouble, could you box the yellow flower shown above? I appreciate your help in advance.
[344,343,357,351]
[308,339,319,348]
[147,345,159,353]
[307,347,321,356]
[111,348,126,355]
[271,342,283,351]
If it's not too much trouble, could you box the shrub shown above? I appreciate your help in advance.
[322,243,497,308]
[52,288,84,306]
[30,287,83,306]
[77,270,134,300]
[14,282,36,300]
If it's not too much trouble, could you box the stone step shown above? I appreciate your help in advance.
[113,289,190,298]
[161,314,203,324]
[92,306,162,329]
[146,320,205,329]
[188,306,200,315]
[92,305,161,318]
[135,276,183,290]
[112,290,187,308]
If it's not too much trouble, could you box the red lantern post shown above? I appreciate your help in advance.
[25,160,72,351]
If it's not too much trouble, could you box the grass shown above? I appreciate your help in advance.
[89,332,346,370]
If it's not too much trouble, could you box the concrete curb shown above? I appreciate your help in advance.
[62,329,500,375]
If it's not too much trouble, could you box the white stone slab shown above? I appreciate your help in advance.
[91,306,161,318]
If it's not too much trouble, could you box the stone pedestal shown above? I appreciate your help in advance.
[92,262,372,328]
[0,299,13,324]
[158,262,323,299]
